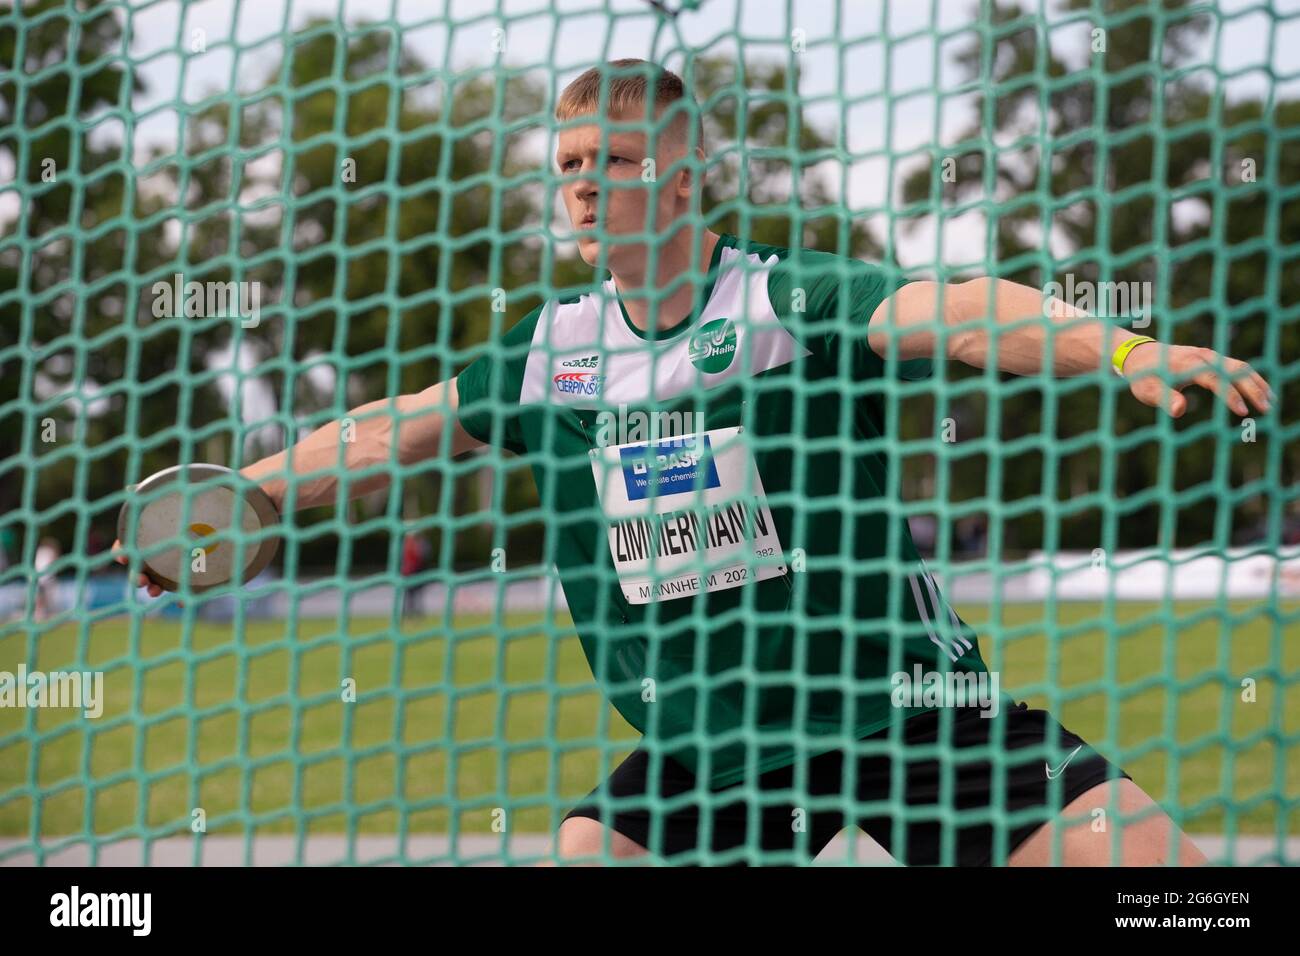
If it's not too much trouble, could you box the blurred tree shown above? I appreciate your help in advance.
[0,0,216,570]
[899,0,1296,553]
[167,20,552,571]
[693,55,884,259]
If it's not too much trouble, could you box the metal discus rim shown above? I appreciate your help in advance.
[116,463,280,593]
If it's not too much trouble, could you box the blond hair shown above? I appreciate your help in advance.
[555,58,704,152]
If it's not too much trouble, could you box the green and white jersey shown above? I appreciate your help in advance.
[456,233,995,789]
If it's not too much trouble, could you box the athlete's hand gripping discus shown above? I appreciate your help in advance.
[116,464,280,593]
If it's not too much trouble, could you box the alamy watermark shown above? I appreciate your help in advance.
[151,273,262,328]
[49,886,150,935]
[890,665,1001,718]
[1043,275,1153,328]
[0,664,103,719]
[592,403,705,447]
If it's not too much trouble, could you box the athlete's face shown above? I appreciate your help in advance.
[555,109,690,273]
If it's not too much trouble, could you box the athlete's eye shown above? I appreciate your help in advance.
[561,156,632,173]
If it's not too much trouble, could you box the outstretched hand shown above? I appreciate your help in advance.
[1123,344,1273,419]
[112,539,164,598]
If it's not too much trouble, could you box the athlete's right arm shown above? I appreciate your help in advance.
[116,377,483,596]
[242,376,483,512]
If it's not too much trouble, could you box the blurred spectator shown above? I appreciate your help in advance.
[1233,511,1300,547]
[400,531,431,618]
[908,514,937,558]
[34,536,62,620]
[0,525,14,574]
[956,515,989,558]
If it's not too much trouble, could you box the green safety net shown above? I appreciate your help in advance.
[0,0,1296,867]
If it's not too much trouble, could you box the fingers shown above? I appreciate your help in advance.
[1190,369,1248,415]
[1254,370,1275,402]
[1193,359,1272,417]
[1131,351,1273,420]
[1157,350,1271,417]
[1127,376,1184,417]
[113,538,165,597]
[1227,361,1273,415]
[140,567,164,597]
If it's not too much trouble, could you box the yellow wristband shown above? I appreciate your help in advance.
[1112,336,1155,377]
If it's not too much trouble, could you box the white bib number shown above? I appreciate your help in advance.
[589,426,787,605]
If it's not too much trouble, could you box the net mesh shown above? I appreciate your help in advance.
[0,0,1296,866]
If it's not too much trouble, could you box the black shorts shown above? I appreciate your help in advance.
[564,701,1130,866]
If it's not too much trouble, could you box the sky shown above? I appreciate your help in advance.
[107,0,1300,271]
[14,0,1300,429]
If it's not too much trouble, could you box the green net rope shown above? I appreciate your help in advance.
[0,0,1296,866]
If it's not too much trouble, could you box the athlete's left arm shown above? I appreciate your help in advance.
[868,278,1274,419]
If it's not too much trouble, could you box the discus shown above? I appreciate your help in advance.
[117,463,280,593]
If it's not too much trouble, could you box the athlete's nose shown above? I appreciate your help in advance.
[574,175,598,204]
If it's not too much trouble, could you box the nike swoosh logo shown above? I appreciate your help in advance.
[1045,744,1083,780]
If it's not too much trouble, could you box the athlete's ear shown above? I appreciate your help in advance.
[675,147,706,197]
[681,167,695,194]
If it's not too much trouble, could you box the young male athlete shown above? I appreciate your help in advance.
[123,59,1272,866]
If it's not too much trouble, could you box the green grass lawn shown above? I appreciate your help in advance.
[1,599,1296,841]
